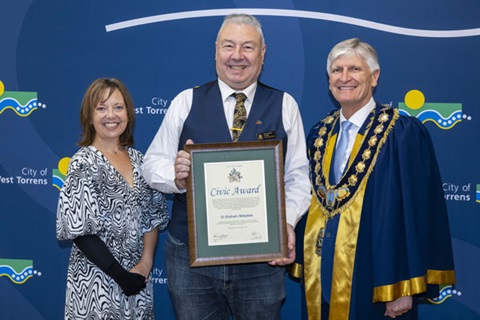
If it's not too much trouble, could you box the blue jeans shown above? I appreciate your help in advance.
[165,234,286,320]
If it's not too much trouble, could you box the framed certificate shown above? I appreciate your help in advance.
[185,140,287,267]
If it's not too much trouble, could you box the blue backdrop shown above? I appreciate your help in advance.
[1,1,479,319]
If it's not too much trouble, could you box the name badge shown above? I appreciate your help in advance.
[256,131,276,140]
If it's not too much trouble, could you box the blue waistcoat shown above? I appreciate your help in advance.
[170,80,287,244]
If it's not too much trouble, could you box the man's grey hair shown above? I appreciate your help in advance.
[217,13,265,47]
[326,38,379,74]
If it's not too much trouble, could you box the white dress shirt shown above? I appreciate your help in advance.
[143,79,311,227]
[337,97,376,174]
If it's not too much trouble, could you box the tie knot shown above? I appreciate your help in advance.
[233,92,247,103]
[341,120,353,132]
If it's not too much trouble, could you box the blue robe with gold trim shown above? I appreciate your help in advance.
[293,104,455,320]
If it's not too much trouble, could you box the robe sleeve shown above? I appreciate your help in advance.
[368,115,455,302]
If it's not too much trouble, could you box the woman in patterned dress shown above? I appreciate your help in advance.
[56,78,169,319]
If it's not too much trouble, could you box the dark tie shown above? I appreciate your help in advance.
[334,120,354,183]
[232,92,247,142]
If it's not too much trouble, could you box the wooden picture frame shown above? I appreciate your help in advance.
[185,140,287,267]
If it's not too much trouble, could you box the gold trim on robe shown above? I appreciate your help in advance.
[373,270,457,303]
[303,194,325,319]
[303,106,399,319]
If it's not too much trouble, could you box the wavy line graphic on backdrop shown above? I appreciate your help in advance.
[398,90,469,130]
[399,109,463,130]
[105,8,480,38]
[476,185,480,204]
[428,285,459,304]
[0,80,46,117]
[52,157,71,190]
[0,97,38,117]
[52,170,65,190]
[0,258,41,285]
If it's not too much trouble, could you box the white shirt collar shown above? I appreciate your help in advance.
[218,78,257,104]
[339,97,376,129]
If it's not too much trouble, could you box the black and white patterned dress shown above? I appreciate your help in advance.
[56,146,169,320]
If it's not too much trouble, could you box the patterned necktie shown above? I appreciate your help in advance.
[232,92,247,142]
[334,120,354,183]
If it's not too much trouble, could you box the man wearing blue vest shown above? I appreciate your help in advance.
[143,13,311,319]
[290,38,455,319]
